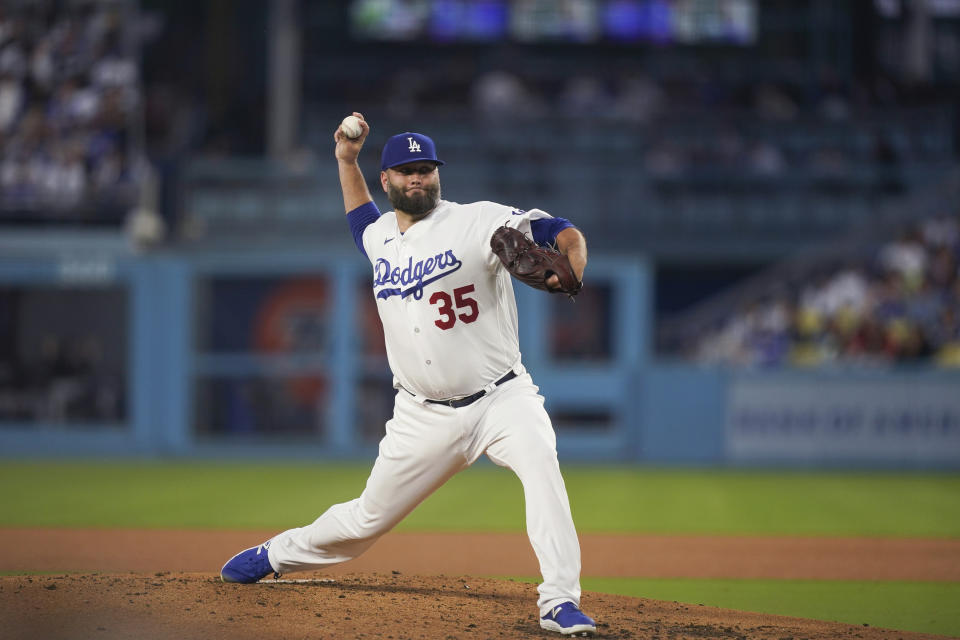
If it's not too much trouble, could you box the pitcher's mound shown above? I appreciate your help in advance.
[0,572,946,640]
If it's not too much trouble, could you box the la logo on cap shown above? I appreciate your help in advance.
[381,132,444,170]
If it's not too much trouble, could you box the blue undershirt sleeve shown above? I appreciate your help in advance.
[346,201,382,257]
[530,217,574,247]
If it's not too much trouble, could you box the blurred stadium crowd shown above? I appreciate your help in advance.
[0,0,141,223]
[464,67,946,188]
[689,211,960,367]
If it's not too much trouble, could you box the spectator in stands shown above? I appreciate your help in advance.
[0,0,140,221]
[753,83,799,121]
[878,228,928,292]
[611,72,664,124]
[558,74,610,118]
[643,136,686,179]
[933,305,960,365]
[0,66,24,132]
[747,140,786,177]
[471,69,545,120]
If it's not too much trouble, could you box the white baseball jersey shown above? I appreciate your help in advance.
[357,199,554,400]
[265,196,585,620]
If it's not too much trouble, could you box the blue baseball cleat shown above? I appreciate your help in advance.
[540,601,597,636]
[220,541,280,583]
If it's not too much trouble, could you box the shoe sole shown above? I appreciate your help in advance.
[220,570,251,583]
[539,619,596,636]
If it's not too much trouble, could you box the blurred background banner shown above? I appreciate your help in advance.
[1,0,958,466]
[725,374,960,463]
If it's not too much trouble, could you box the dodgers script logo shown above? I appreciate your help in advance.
[374,250,462,300]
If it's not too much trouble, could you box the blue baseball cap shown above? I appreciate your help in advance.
[380,132,446,171]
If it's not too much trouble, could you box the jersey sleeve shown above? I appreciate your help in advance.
[346,201,382,258]
[480,202,570,269]
[530,216,574,246]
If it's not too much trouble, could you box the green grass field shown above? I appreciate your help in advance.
[1,461,958,636]
[580,578,960,637]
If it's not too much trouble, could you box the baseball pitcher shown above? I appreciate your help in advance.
[219,112,596,636]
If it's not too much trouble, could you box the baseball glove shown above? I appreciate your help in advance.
[490,225,582,298]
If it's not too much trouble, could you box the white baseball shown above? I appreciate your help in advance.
[340,115,362,139]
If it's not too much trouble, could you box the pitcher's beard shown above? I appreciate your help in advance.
[388,183,441,218]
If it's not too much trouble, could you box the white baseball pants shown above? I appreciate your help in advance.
[267,373,583,615]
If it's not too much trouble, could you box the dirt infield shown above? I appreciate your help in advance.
[2,529,958,581]
[1,528,958,639]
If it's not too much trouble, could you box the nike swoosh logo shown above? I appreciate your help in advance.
[384,237,395,244]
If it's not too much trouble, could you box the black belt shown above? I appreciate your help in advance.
[421,371,517,408]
